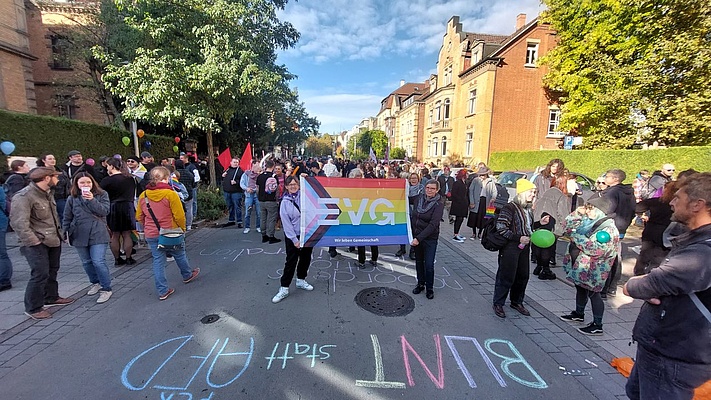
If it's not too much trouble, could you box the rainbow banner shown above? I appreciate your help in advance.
[300,177,412,247]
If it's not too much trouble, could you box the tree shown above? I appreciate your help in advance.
[304,135,333,157]
[541,0,711,148]
[98,0,300,186]
[356,130,387,158]
[390,147,406,159]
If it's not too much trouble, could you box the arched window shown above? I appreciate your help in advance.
[443,99,450,120]
[435,101,441,121]
[441,136,447,156]
[433,137,439,156]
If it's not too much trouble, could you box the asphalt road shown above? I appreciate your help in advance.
[1,226,605,399]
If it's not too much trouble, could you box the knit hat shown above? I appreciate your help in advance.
[516,178,536,194]
[586,196,613,215]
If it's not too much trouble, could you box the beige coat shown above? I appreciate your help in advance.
[10,182,62,247]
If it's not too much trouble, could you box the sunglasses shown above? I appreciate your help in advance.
[666,169,675,172]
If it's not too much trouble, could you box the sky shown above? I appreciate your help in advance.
[276,0,544,135]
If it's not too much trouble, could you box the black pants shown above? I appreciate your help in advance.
[532,244,554,272]
[23,244,62,313]
[281,238,313,287]
[493,241,530,306]
[603,254,622,294]
[357,246,379,264]
[453,216,464,235]
[575,285,604,325]
[633,240,668,276]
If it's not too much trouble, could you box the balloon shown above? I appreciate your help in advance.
[173,145,179,153]
[531,229,556,248]
[137,129,145,138]
[596,231,611,243]
[113,154,122,159]
[143,140,152,149]
[86,158,95,166]
[174,137,181,144]
[0,141,15,155]
[121,136,130,146]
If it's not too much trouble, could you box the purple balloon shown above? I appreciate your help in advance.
[86,158,95,166]
[113,154,122,159]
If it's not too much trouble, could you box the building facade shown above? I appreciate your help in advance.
[0,0,37,113]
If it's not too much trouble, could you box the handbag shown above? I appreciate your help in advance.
[144,195,185,251]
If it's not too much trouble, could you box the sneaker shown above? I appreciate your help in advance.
[224,221,236,227]
[0,283,11,292]
[45,297,75,307]
[268,237,282,244]
[394,249,406,257]
[257,227,262,233]
[368,260,377,267]
[25,308,52,320]
[237,222,243,228]
[538,270,557,280]
[296,279,314,291]
[159,288,175,300]
[97,290,113,303]
[115,257,126,266]
[262,235,270,243]
[469,236,476,240]
[455,234,466,241]
[328,250,339,258]
[243,228,250,234]
[356,262,365,269]
[166,256,175,262]
[125,257,136,265]
[426,290,434,299]
[578,322,604,336]
[272,287,289,303]
[559,311,585,322]
[452,236,465,243]
[86,283,102,296]
[533,266,542,275]
[183,268,200,283]
[412,285,425,294]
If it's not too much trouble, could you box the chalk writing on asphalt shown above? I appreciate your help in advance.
[121,333,547,398]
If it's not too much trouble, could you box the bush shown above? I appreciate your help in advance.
[196,185,226,221]
[490,147,711,180]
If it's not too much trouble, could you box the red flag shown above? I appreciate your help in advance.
[217,148,232,170]
[239,143,252,171]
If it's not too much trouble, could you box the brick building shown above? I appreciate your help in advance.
[0,0,36,113]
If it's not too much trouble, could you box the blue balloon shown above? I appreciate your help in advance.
[0,141,15,155]
[596,231,611,243]
[143,140,152,149]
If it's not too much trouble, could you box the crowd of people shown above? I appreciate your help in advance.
[0,149,708,399]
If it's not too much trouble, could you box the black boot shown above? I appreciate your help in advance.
[533,265,542,276]
[538,269,557,280]
[409,248,416,260]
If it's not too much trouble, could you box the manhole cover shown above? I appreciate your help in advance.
[200,314,220,324]
[354,287,415,317]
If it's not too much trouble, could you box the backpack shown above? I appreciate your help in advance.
[481,215,508,252]
[265,176,278,194]
[493,182,510,210]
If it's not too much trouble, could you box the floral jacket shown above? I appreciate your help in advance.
[562,212,620,292]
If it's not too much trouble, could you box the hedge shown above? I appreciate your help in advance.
[0,109,176,170]
[489,147,711,181]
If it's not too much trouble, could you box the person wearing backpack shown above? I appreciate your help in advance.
[410,179,445,300]
[256,159,281,244]
[641,164,674,200]
[174,161,195,230]
[4,160,30,215]
[492,179,536,318]
[559,197,620,336]
[468,167,496,239]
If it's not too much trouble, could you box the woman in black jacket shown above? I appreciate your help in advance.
[410,179,445,299]
[633,181,675,275]
[450,169,469,242]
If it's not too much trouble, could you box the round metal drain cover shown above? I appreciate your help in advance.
[200,314,220,324]
[355,287,415,317]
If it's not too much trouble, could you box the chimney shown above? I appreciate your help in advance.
[399,80,405,87]
[516,13,526,30]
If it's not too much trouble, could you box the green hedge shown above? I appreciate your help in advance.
[490,147,711,181]
[0,109,175,170]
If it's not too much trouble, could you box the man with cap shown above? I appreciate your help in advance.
[10,167,75,320]
[125,156,147,180]
[63,150,97,181]
[140,151,157,172]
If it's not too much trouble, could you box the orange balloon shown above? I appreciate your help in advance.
[137,129,145,138]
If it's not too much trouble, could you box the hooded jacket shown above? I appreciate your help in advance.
[600,183,636,235]
[136,182,186,238]
[626,223,711,364]
[280,191,301,243]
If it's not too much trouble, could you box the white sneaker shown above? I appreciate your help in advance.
[86,283,101,296]
[257,227,262,233]
[456,234,466,241]
[243,228,250,234]
[272,287,289,303]
[453,236,465,243]
[97,290,112,303]
[296,279,314,291]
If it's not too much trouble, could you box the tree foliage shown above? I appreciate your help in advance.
[304,135,333,157]
[390,147,406,159]
[356,130,387,157]
[541,0,711,148]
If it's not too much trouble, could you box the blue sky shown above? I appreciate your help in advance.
[277,0,543,134]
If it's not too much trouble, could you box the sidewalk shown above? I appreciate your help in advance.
[437,215,644,359]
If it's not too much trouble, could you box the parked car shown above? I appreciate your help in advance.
[497,170,598,201]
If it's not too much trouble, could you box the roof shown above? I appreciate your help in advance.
[381,82,427,110]
[464,32,509,49]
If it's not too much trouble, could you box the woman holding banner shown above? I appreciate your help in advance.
[272,175,314,303]
[410,179,445,299]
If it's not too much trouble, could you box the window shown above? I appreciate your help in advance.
[547,109,563,137]
[56,95,76,119]
[468,89,477,114]
[435,101,441,121]
[525,42,539,66]
[443,99,450,120]
[50,35,71,69]
[433,138,439,156]
[428,109,433,126]
[472,51,480,64]
[466,132,473,156]
[444,66,453,85]
[427,140,431,157]
[441,136,447,156]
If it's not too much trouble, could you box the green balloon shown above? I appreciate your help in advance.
[173,145,179,153]
[596,231,611,243]
[121,136,130,146]
[531,229,556,248]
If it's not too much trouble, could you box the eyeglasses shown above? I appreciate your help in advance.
[596,181,606,185]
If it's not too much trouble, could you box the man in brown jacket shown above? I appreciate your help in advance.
[10,167,75,320]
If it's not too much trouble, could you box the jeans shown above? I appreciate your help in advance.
[0,228,12,285]
[223,192,244,223]
[575,285,604,325]
[626,345,711,400]
[22,244,62,313]
[244,192,261,229]
[414,238,437,290]
[55,198,66,220]
[192,188,198,218]
[75,243,112,291]
[260,201,279,237]
[184,199,194,229]
[146,237,193,296]
[493,241,530,306]
[281,238,313,287]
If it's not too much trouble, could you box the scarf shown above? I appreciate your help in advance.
[575,208,607,235]
[416,193,441,214]
[408,182,423,198]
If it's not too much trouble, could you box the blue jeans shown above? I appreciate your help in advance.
[223,192,244,223]
[626,345,711,400]
[75,243,112,291]
[146,237,193,296]
[244,192,261,229]
[192,188,198,218]
[55,198,66,220]
[414,238,438,290]
[0,228,12,285]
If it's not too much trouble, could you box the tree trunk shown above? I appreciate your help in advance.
[206,130,217,189]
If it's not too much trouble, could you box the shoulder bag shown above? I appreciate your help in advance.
[144,195,185,251]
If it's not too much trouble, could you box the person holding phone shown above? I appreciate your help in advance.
[63,172,113,303]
